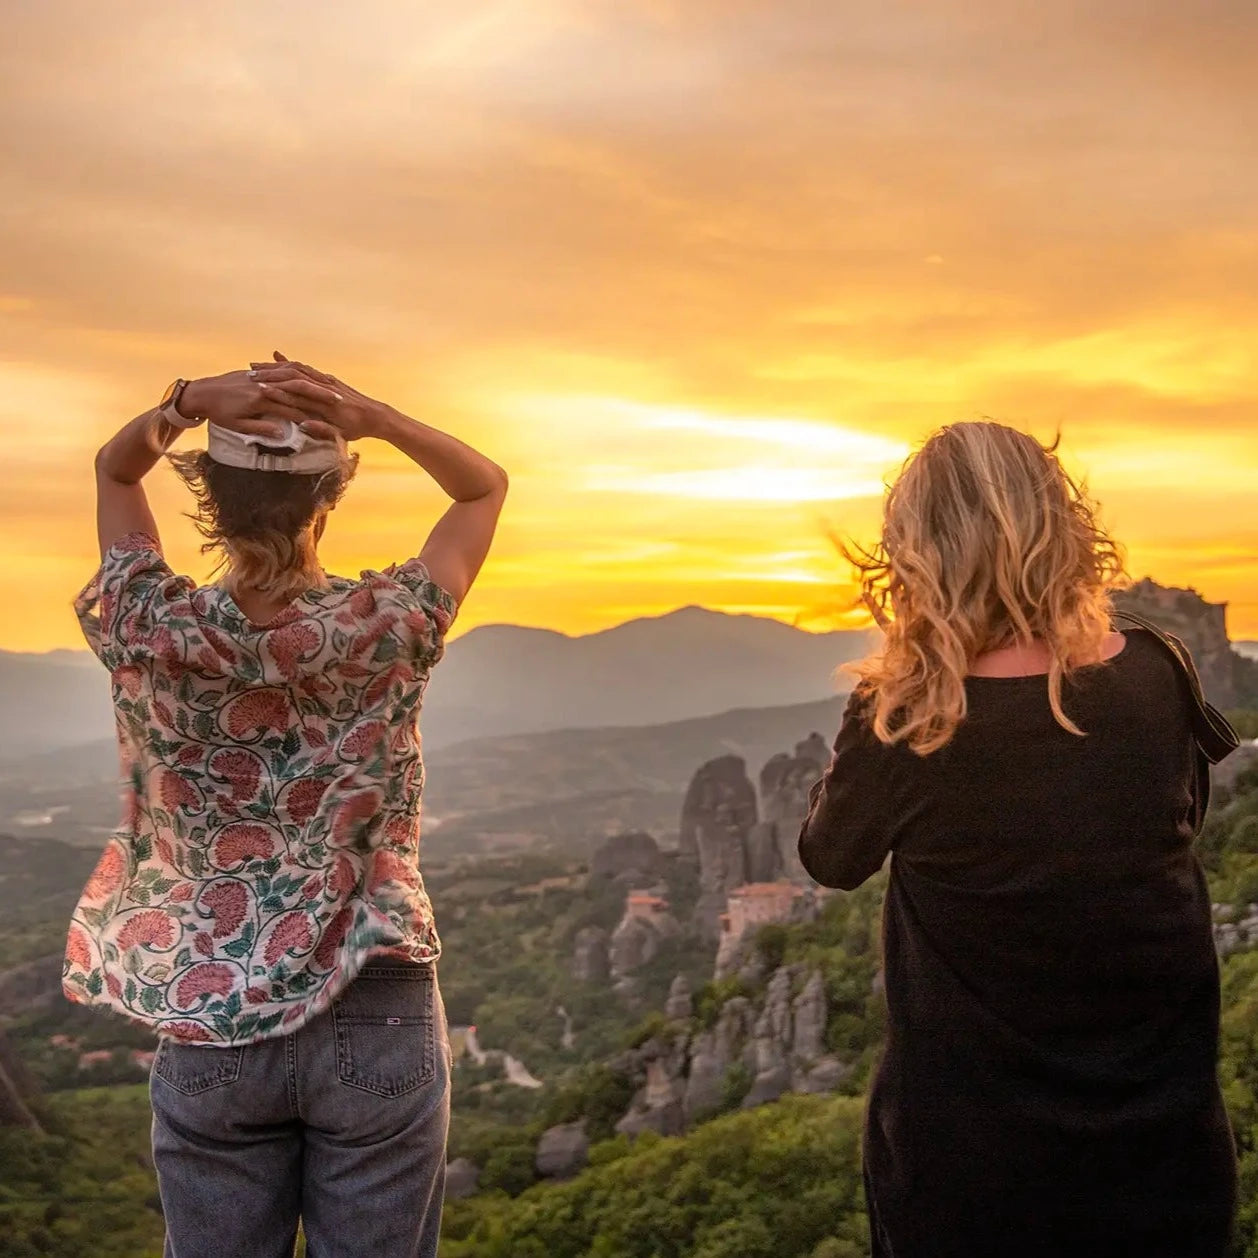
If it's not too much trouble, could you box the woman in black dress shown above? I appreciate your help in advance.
[799,421,1237,1257]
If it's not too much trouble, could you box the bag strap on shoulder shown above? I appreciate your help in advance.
[1113,609,1240,765]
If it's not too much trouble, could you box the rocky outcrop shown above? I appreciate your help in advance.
[445,1157,481,1199]
[759,737,830,884]
[1214,903,1258,956]
[791,970,827,1061]
[665,974,693,1021]
[744,821,781,884]
[608,892,680,982]
[742,967,794,1108]
[590,831,664,885]
[572,926,611,984]
[535,1121,590,1179]
[611,964,845,1136]
[682,1028,728,1118]
[678,756,758,939]
[616,1047,688,1137]
[1114,579,1252,708]
[1215,745,1258,795]
[610,916,664,979]
[678,997,759,1120]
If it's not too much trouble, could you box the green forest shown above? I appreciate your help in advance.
[2,727,1258,1257]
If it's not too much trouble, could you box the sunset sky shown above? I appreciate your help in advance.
[2,0,1256,651]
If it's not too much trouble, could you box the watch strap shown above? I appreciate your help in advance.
[159,379,206,429]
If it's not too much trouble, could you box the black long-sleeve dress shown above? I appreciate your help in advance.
[798,628,1236,1258]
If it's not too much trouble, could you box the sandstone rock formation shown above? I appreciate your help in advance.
[791,970,827,1061]
[741,966,794,1108]
[535,1120,591,1179]
[445,1157,481,1199]
[571,926,611,984]
[589,831,664,885]
[610,964,844,1136]
[609,892,680,981]
[759,737,831,884]
[678,756,758,938]
[1114,578,1256,708]
[616,1044,689,1137]
[1215,744,1258,795]
[665,974,693,1021]
[744,821,781,884]
[610,916,663,978]
[682,1028,728,1119]
[1214,902,1258,956]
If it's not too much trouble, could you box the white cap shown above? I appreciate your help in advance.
[206,420,347,473]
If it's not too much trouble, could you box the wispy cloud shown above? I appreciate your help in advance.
[1,0,1256,645]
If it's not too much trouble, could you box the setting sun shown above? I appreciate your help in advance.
[1,1,1255,649]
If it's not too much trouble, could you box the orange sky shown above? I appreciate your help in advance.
[2,0,1256,651]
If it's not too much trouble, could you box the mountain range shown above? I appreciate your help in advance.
[0,607,872,759]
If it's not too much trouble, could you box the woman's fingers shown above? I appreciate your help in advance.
[296,418,342,442]
[259,378,342,409]
[249,392,315,424]
[250,358,337,386]
[249,366,311,387]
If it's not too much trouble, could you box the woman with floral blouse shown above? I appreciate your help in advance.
[69,353,507,1258]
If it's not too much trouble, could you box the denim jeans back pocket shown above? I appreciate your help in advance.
[331,964,436,1097]
[153,1039,245,1096]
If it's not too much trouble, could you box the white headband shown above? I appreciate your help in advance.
[206,420,347,473]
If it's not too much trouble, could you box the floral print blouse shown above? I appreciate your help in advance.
[65,530,457,1045]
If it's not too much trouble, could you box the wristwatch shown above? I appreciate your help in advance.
[157,379,206,429]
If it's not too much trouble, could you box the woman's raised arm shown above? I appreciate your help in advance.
[250,354,507,606]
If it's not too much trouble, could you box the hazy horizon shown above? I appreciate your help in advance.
[2,590,1256,661]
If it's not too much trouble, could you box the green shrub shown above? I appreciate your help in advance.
[479,1136,539,1197]
[1233,818,1258,857]
[720,1063,753,1112]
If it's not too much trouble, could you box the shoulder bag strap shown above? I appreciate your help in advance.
[1113,609,1240,764]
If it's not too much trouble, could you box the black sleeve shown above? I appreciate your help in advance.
[798,690,917,890]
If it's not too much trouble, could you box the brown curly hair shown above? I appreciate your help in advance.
[165,447,360,601]
[840,421,1127,755]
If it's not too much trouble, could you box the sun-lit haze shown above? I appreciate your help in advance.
[2,0,1257,650]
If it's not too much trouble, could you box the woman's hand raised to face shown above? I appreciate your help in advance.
[180,370,314,439]
[247,351,385,442]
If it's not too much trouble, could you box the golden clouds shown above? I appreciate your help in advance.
[0,1,1256,647]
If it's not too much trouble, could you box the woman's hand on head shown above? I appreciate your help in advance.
[180,369,313,439]
[247,351,385,442]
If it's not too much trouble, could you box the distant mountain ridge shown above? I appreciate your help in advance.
[2,594,1250,767]
[421,606,872,747]
[0,608,873,758]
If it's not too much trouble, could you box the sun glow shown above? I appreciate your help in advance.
[1,2,1256,646]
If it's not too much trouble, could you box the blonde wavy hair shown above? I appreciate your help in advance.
[841,421,1126,755]
[166,448,359,603]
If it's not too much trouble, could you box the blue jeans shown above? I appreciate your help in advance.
[149,962,451,1258]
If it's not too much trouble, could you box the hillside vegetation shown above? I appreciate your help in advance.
[442,1093,869,1258]
[3,723,1258,1256]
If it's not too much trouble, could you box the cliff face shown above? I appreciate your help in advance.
[677,756,759,940]
[1114,578,1255,708]
[610,962,848,1138]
